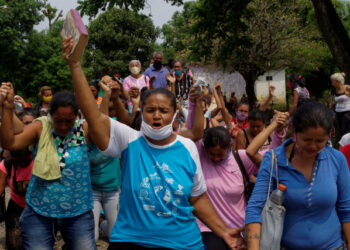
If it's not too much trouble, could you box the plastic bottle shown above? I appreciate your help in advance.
[270,184,287,205]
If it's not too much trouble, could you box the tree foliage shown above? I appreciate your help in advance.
[160,1,196,60]
[85,8,159,78]
[0,0,45,82]
[0,1,85,101]
[311,0,350,83]
[161,0,339,104]
[20,21,77,100]
[77,0,184,17]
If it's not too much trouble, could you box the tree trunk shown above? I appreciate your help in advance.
[241,72,258,108]
[312,0,350,83]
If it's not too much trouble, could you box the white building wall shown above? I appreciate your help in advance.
[190,65,286,105]
[255,69,286,105]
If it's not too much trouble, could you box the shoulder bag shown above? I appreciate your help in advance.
[260,150,286,250]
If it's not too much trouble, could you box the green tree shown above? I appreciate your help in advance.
[160,1,196,60]
[163,0,335,105]
[19,21,78,100]
[312,0,350,83]
[0,0,44,83]
[85,8,159,78]
[77,0,183,17]
[42,1,63,30]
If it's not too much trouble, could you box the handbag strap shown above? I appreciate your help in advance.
[267,150,279,199]
[233,150,250,187]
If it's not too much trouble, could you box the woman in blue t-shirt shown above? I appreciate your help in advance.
[0,85,96,250]
[246,101,350,249]
[63,36,245,250]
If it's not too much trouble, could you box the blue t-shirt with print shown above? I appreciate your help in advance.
[104,118,206,250]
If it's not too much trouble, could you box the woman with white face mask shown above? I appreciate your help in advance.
[63,37,246,250]
[123,60,150,112]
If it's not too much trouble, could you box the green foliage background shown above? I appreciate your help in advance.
[1,0,350,105]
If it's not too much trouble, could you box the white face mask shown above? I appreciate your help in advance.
[130,66,141,75]
[141,111,178,141]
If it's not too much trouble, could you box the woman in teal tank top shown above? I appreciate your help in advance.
[0,87,96,250]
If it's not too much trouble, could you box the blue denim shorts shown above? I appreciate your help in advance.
[20,205,96,250]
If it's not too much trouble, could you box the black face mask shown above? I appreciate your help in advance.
[153,60,162,70]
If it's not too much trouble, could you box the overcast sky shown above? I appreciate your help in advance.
[35,0,184,31]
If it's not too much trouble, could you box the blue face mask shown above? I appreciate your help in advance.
[175,70,182,76]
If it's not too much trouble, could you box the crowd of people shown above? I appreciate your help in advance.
[0,35,349,250]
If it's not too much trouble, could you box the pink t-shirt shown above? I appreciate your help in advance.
[123,75,150,91]
[195,141,261,232]
[0,160,33,207]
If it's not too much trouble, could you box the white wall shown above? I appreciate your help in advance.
[255,69,286,105]
[190,65,286,105]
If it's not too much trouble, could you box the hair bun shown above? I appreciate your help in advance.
[341,72,346,78]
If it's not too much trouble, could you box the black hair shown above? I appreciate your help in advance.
[131,111,142,131]
[288,73,306,87]
[248,109,266,123]
[203,126,231,149]
[141,88,176,112]
[174,60,183,67]
[167,57,175,69]
[236,101,250,110]
[49,91,79,116]
[17,108,39,120]
[292,101,333,133]
[112,69,121,76]
[89,80,100,92]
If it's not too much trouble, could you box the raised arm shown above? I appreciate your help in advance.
[246,111,289,166]
[289,90,299,115]
[0,83,40,151]
[214,83,233,130]
[235,129,247,150]
[166,73,176,95]
[98,78,112,115]
[129,88,141,126]
[180,88,204,141]
[62,37,110,150]
[259,85,275,111]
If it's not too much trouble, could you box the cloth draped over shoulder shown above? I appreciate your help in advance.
[32,116,61,180]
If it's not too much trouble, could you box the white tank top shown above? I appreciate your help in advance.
[295,87,310,100]
[335,93,350,112]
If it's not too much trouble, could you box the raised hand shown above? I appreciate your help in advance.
[189,87,202,103]
[130,88,141,108]
[274,110,290,134]
[166,73,176,84]
[0,82,14,109]
[99,80,112,96]
[214,82,222,94]
[129,86,140,99]
[109,80,122,100]
[62,36,78,64]
[269,85,276,97]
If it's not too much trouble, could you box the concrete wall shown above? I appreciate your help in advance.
[255,69,286,105]
[190,65,286,105]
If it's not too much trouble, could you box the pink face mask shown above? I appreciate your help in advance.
[236,111,248,122]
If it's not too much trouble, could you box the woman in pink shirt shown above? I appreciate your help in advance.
[194,112,288,249]
[123,60,150,111]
